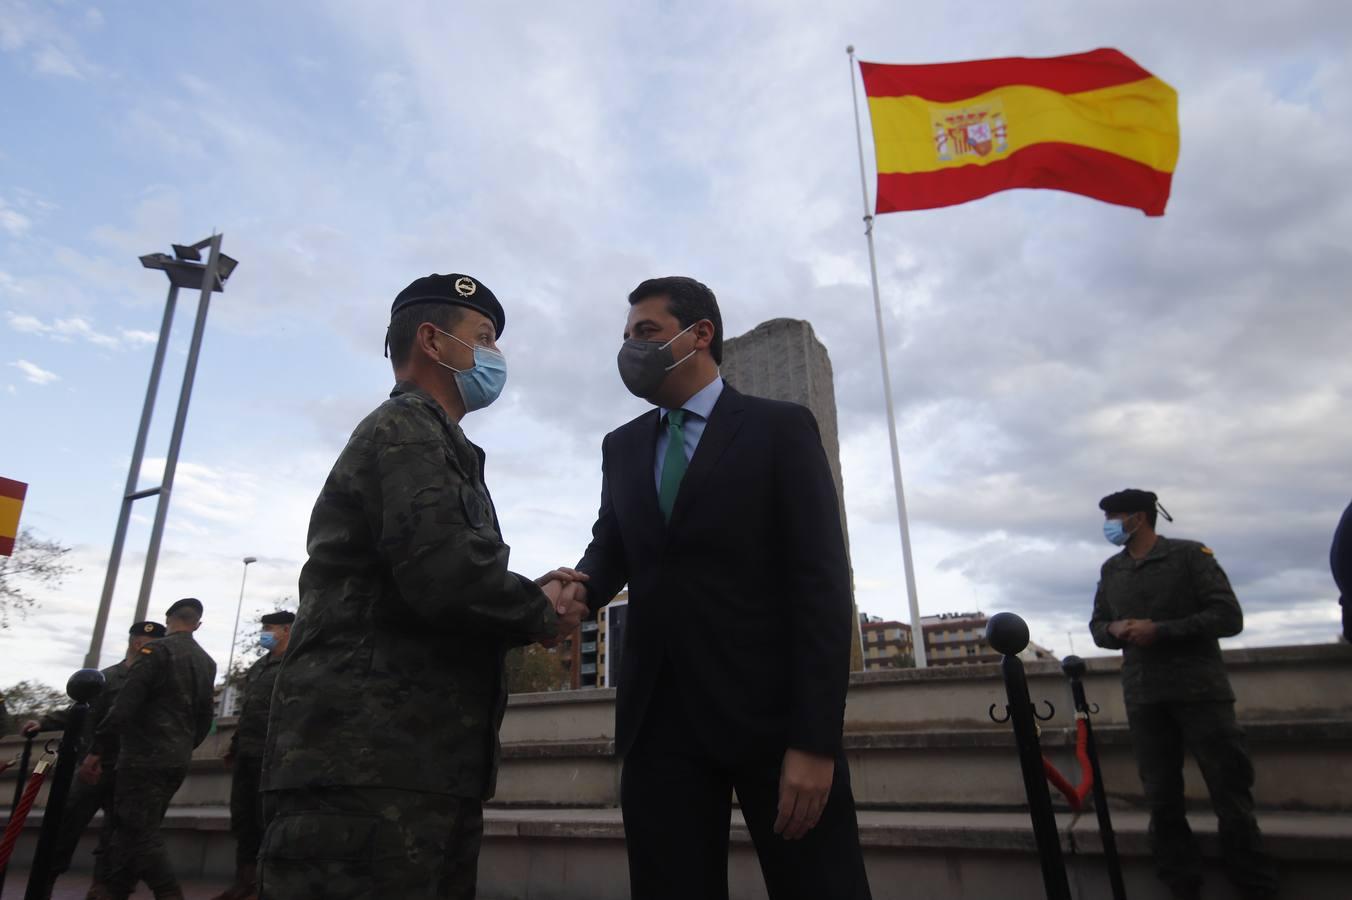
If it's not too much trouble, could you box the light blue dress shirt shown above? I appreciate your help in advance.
[654,375,724,491]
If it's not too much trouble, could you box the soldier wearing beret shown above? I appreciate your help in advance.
[88,599,217,900]
[258,273,587,899]
[213,611,294,900]
[21,621,166,898]
[1090,490,1278,900]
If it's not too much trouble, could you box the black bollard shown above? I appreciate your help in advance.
[0,732,38,898]
[1062,655,1127,900]
[986,613,1072,900]
[23,669,104,900]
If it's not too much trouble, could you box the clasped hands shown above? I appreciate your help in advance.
[535,566,590,646]
[1108,618,1161,647]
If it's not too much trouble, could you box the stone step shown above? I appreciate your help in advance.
[10,806,1349,899]
[492,717,1352,811]
[10,718,1343,815]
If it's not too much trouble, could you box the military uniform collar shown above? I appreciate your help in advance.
[1108,534,1174,569]
[391,380,464,431]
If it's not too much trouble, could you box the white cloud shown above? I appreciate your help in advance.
[5,311,154,350]
[10,358,59,384]
[0,200,31,237]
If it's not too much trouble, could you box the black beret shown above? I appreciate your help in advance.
[391,273,505,339]
[260,611,296,626]
[1099,489,1158,515]
[130,621,166,638]
[165,597,203,618]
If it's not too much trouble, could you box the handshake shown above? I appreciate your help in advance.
[535,566,590,646]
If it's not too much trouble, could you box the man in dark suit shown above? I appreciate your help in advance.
[568,276,870,900]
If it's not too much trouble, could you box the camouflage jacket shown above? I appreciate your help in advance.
[40,660,130,763]
[263,382,558,801]
[93,631,217,770]
[229,653,281,759]
[1090,536,1243,704]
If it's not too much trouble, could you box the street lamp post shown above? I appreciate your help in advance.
[222,556,257,715]
[84,236,239,668]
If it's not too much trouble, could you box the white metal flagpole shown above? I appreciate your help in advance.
[846,45,928,668]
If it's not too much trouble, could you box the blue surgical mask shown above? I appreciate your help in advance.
[435,328,507,412]
[1103,518,1133,546]
[259,632,278,650]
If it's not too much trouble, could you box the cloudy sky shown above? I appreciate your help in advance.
[2,0,1348,689]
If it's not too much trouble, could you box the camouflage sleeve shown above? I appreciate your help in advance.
[368,435,558,643]
[576,433,628,613]
[37,707,72,733]
[194,658,217,748]
[1157,546,1244,641]
[91,645,163,755]
[1090,578,1125,649]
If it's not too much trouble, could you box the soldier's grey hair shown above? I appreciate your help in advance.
[387,303,465,370]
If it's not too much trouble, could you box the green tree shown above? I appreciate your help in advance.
[505,644,569,694]
[0,679,70,718]
[0,528,74,628]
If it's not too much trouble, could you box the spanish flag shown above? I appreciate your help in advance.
[0,477,27,557]
[860,49,1179,216]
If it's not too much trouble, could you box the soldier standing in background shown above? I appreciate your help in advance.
[86,598,217,900]
[212,610,293,900]
[21,620,166,898]
[1090,489,1278,900]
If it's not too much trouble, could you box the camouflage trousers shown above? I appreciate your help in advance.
[101,766,188,898]
[258,787,484,900]
[49,769,116,882]
[229,755,265,869]
[1126,701,1279,898]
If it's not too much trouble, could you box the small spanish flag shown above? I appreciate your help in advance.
[0,477,27,557]
[861,48,1179,216]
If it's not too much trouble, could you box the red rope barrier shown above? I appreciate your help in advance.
[1041,717,1093,812]
[0,759,48,869]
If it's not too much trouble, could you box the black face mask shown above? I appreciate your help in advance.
[616,321,697,401]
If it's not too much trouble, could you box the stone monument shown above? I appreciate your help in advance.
[721,318,863,670]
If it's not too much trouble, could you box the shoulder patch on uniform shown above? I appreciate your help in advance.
[1200,546,1214,555]
[139,646,154,655]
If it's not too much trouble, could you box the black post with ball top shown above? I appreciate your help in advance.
[986,612,1071,900]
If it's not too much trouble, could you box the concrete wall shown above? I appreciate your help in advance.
[6,643,1351,898]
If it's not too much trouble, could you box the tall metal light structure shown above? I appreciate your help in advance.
[84,235,238,669]
[221,555,258,715]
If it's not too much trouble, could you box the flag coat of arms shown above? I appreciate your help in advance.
[860,48,1180,215]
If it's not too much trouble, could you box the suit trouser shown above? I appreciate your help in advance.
[258,786,484,900]
[620,673,872,900]
[1126,701,1278,897]
[102,766,188,897]
[228,755,265,869]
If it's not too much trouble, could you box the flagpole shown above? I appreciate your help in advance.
[846,45,928,668]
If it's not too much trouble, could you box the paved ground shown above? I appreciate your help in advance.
[6,870,234,899]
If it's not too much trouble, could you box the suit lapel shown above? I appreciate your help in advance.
[667,386,746,530]
[623,409,665,533]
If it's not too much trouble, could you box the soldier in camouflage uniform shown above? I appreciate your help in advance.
[259,273,587,900]
[87,598,217,900]
[212,611,293,900]
[21,621,166,898]
[1090,489,1279,900]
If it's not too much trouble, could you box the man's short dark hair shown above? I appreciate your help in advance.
[168,606,202,628]
[628,276,723,365]
[387,303,465,369]
[1143,508,1158,530]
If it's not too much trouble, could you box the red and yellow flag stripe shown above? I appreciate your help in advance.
[0,477,27,557]
[861,49,1179,216]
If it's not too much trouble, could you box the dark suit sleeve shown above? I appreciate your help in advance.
[775,405,853,756]
[576,432,629,612]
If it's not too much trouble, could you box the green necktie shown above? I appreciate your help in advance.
[658,409,688,523]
